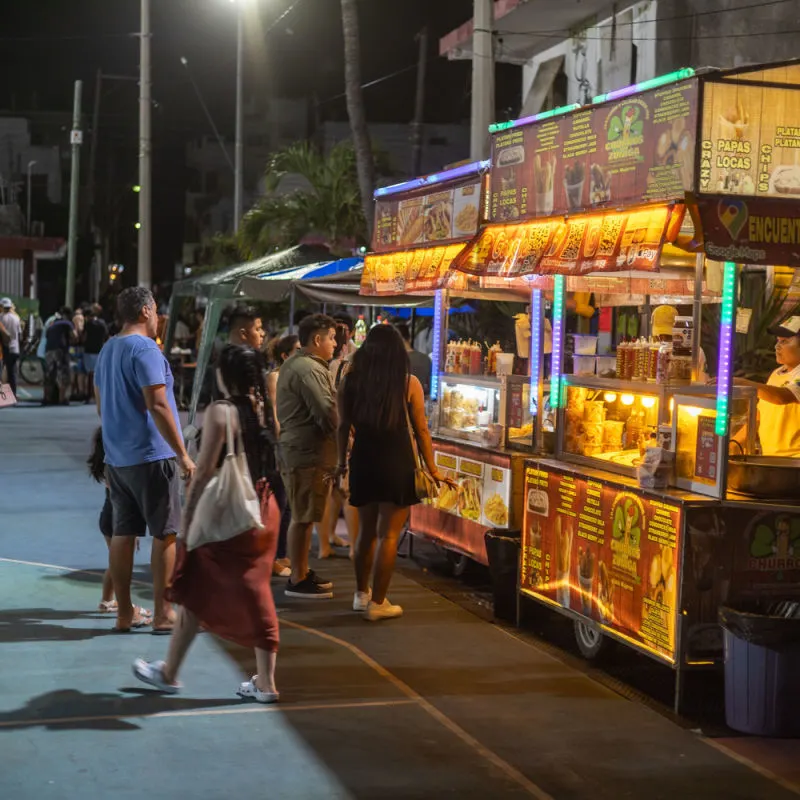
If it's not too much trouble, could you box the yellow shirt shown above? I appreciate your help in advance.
[758,364,800,457]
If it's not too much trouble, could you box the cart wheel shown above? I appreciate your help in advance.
[19,356,44,386]
[446,551,475,578]
[574,619,608,661]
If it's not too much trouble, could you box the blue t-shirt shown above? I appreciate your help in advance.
[95,334,180,468]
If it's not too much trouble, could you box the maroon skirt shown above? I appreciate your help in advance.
[168,481,280,652]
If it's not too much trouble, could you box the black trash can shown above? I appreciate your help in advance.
[720,602,800,737]
[484,529,520,623]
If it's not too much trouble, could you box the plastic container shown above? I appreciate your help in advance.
[572,355,596,376]
[720,603,800,736]
[572,334,598,355]
[495,353,515,376]
[596,355,616,377]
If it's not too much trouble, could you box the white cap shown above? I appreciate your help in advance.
[769,316,800,338]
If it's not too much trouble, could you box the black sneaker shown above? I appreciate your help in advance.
[307,570,333,590]
[285,575,333,599]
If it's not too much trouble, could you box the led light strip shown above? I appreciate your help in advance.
[488,103,580,134]
[715,261,737,436]
[529,289,542,416]
[374,160,490,198]
[550,275,565,409]
[592,68,695,104]
[431,290,444,402]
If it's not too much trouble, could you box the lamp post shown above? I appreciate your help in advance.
[232,0,244,233]
[26,160,36,236]
[138,0,152,289]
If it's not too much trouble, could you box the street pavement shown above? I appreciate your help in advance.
[1,401,799,799]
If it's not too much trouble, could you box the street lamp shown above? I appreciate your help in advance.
[229,0,244,234]
[26,160,36,236]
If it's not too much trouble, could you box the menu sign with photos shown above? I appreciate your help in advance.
[372,177,482,252]
[520,463,683,663]
[361,243,465,295]
[489,79,698,223]
[452,203,684,278]
[700,80,800,198]
[430,450,512,529]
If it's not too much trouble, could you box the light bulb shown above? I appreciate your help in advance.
[641,396,656,409]
[603,392,617,403]
[621,394,635,406]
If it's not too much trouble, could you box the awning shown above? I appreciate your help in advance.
[451,204,685,279]
[299,268,431,308]
[234,257,362,303]
[360,243,466,296]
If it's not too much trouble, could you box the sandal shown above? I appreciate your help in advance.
[236,676,279,704]
[113,606,153,632]
[132,659,181,694]
[98,600,118,613]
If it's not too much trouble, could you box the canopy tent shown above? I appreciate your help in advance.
[176,244,333,425]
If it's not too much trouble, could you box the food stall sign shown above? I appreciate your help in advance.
[451,203,684,278]
[372,165,486,253]
[361,243,465,296]
[521,464,683,664]
[489,103,580,134]
[715,261,737,436]
[488,75,698,223]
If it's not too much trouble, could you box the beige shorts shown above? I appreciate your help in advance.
[281,466,330,525]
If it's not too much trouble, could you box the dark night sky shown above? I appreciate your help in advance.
[2,1,519,287]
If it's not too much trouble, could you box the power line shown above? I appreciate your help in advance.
[319,63,419,105]
[0,33,137,43]
[494,0,797,37]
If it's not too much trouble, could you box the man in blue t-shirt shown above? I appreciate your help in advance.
[95,287,195,633]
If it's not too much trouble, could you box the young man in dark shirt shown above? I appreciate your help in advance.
[395,322,432,397]
[83,304,109,403]
[44,308,75,405]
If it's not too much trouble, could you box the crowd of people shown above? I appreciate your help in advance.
[85,287,451,702]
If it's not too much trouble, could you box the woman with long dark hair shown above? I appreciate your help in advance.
[133,345,281,702]
[337,325,452,621]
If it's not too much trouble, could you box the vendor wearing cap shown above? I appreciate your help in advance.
[734,315,800,457]
[651,305,709,380]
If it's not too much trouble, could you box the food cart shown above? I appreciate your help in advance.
[362,161,545,569]
[448,60,800,711]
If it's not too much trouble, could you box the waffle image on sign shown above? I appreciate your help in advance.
[598,216,624,255]
[561,220,587,261]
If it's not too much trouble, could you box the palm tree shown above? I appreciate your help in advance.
[236,141,367,259]
[340,0,375,241]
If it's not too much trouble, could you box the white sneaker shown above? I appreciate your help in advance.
[353,590,372,612]
[132,659,181,694]
[237,675,279,704]
[364,599,403,621]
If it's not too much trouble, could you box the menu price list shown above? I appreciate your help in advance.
[520,465,683,662]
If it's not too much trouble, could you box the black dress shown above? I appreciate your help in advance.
[348,418,418,508]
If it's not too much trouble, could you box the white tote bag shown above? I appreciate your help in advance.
[184,403,264,551]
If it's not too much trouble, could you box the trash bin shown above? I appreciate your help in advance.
[719,602,800,736]
[484,529,520,623]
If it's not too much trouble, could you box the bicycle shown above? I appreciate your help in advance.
[19,331,44,386]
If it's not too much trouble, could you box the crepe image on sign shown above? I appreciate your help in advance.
[397,201,424,245]
[484,493,509,527]
[545,223,569,257]
[458,476,483,521]
[424,199,453,241]
[497,145,525,167]
[770,165,800,196]
[454,203,479,234]
[583,219,603,258]
[526,487,548,516]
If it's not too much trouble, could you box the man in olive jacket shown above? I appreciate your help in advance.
[277,313,338,598]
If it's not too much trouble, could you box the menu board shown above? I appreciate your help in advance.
[520,464,683,663]
[452,203,684,277]
[489,79,698,222]
[430,449,512,529]
[700,80,800,198]
[373,177,482,252]
[361,243,465,296]
[694,415,719,481]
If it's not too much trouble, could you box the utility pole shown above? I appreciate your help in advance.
[138,0,152,289]
[470,0,495,162]
[26,160,36,236]
[65,80,83,309]
[410,26,428,177]
[86,69,103,232]
[234,1,244,233]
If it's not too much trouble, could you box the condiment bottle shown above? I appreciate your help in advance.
[623,338,636,380]
[616,339,626,379]
[470,341,482,375]
[656,341,671,384]
[452,341,462,374]
[445,341,455,374]
[646,339,659,383]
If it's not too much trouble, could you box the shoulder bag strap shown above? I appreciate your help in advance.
[404,384,424,470]
[223,402,235,456]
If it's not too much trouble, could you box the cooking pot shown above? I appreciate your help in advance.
[727,455,800,498]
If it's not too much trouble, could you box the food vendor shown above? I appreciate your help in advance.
[733,315,800,457]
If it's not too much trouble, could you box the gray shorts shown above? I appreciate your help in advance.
[106,458,181,539]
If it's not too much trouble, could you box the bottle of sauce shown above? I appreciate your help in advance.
[646,339,659,383]
[615,339,626,379]
[656,341,672,384]
[470,341,482,375]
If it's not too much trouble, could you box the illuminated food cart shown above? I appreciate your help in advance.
[362,161,541,568]
[450,60,800,711]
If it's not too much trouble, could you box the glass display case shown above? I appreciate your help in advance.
[437,374,535,449]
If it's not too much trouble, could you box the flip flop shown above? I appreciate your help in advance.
[151,625,174,636]
[113,607,153,633]
[98,600,118,613]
